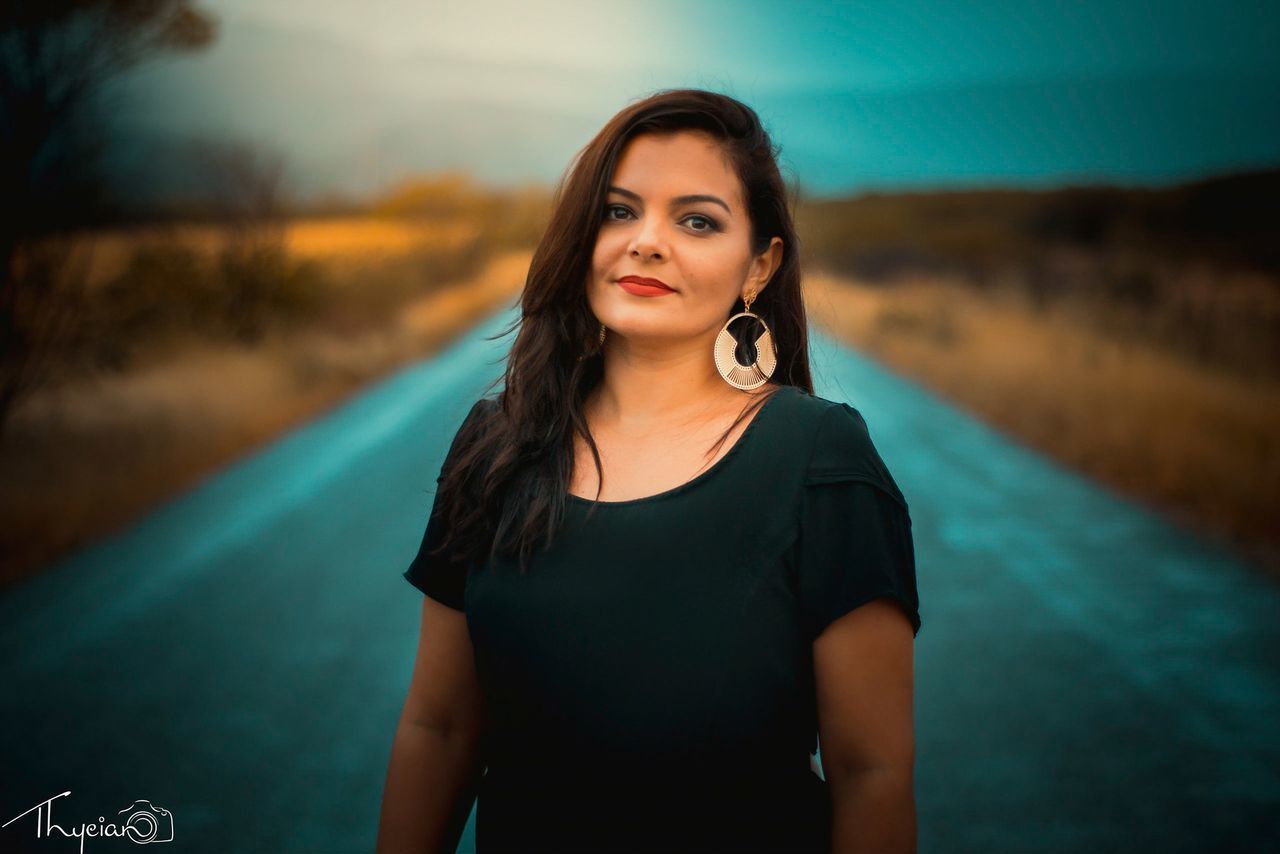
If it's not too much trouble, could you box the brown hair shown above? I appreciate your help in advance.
[431,88,814,573]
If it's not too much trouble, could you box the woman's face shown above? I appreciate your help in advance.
[588,129,782,349]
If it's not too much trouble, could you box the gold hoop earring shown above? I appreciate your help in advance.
[576,322,607,362]
[714,289,776,390]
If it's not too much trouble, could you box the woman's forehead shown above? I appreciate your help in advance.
[611,132,741,205]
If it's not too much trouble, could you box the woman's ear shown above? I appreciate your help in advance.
[746,237,784,297]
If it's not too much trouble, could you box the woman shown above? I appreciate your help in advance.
[377,89,921,854]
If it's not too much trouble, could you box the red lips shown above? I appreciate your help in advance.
[617,275,673,290]
[616,275,677,298]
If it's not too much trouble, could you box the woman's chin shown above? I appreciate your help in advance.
[610,327,709,349]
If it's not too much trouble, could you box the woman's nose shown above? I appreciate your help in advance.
[628,217,668,260]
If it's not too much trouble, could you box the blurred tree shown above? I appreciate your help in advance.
[0,0,216,436]
[193,137,294,343]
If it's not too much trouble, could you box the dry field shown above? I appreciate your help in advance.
[804,268,1280,578]
[0,249,530,588]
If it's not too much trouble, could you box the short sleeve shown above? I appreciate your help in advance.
[403,397,494,609]
[796,403,921,640]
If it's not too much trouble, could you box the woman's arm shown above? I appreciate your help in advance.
[377,596,486,854]
[813,597,917,854]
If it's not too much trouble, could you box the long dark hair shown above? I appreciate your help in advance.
[432,88,814,573]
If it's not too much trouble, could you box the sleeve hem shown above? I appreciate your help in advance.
[402,567,466,611]
[809,588,921,641]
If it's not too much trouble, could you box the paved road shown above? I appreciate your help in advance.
[2,302,1277,853]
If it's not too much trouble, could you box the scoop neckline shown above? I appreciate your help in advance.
[566,384,792,508]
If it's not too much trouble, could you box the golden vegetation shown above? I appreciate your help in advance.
[0,244,531,587]
[0,173,546,587]
[797,169,1280,575]
[796,169,1280,384]
[805,267,1280,577]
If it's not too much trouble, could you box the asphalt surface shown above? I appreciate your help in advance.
[2,301,1277,853]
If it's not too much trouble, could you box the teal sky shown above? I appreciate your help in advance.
[111,0,1280,202]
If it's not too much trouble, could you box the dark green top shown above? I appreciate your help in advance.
[404,383,920,853]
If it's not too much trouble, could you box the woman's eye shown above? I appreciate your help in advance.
[684,214,718,232]
[604,204,632,221]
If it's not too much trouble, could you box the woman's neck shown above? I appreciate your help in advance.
[589,339,768,431]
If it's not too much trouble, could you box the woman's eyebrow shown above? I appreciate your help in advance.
[607,185,732,214]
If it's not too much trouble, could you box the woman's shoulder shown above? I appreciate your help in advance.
[436,394,501,480]
[454,394,502,439]
[778,387,906,509]
[464,394,501,421]
[771,385,871,443]
[772,385,853,422]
